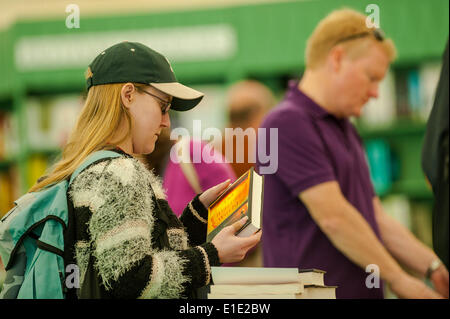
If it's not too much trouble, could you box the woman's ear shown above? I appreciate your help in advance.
[121,83,136,109]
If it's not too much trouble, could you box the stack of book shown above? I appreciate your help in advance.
[207,267,337,299]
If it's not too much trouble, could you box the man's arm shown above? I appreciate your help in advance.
[372,196,436,276]
[373,197,449,297]
[299,181,442,298]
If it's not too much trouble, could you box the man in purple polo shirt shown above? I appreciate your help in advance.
[257,9,448,299]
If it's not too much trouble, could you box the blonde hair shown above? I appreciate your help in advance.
[28,81,145,193]
[305,8,397,69]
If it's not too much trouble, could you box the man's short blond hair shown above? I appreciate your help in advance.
[305,8,397,69]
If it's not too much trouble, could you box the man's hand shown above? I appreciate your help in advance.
[431,264,449,298]
[390,273,444,299]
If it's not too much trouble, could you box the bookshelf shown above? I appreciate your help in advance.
[0,0,448,236]
[357,120,432,200]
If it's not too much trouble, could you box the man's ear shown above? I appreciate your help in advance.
[121,83,136,109]
[328,45,345,73]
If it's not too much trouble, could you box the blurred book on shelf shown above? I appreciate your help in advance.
[207,267,336,299]
[27,154,52,189]
[0,112,4,159]
[26,95,82,151]
[0,110,20,217]
[365,139,393,196]
[418,62,442,121]
[360,70,396,127]
[410,203,433,248]
[359,62,441,128]
[397,63,441,122]
[0,111,19,160]
[395,69,411,118]
[0,167,20,217]
[407,68,421,117]
[381,195,433,247]
[381,195,412,230]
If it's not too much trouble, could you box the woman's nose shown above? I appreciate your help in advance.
[161,112,171,128]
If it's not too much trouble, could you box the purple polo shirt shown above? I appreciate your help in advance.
[256,81,384,299]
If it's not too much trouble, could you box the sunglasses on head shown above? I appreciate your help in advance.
[334,28,385,46]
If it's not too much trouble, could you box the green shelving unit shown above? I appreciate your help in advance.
[358,120,433,200]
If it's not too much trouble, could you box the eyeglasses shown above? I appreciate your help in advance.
[136,87,171,115]
[334,28,385,46]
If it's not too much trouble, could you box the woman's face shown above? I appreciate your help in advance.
[122,84,171,154]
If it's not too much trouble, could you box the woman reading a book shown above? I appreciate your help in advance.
[27,42,261,299]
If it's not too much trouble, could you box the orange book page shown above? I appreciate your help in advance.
[207,172,250,234]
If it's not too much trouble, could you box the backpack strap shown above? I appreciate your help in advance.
[69,150,122,185]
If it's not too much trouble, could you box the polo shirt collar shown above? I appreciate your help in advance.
[286,80,331,119]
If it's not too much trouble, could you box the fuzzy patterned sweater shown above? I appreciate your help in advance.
[66,149,220,299]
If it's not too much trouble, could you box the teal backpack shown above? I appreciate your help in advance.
[0,150,121,299]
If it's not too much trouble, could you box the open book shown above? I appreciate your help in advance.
[206,168,264,242]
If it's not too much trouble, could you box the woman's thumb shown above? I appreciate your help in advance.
[217,179,231,191]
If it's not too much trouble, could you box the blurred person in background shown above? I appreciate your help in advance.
[422,39,449,273]
[217,80,276,267]
[143,129,236,217]
[221,80,276,178]
[257,9,448,299]
[25,41,260,299]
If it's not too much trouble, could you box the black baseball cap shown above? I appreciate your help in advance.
[86,41,204,111]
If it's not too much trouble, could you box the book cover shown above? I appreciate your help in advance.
[206,167,264,242]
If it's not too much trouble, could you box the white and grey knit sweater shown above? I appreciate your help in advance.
[66,150,220,299]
